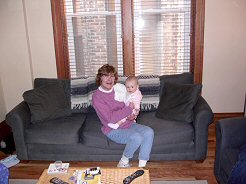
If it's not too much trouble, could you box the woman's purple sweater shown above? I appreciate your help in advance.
[92,88,133,135]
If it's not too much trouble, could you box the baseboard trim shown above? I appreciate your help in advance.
[214,112,244,119]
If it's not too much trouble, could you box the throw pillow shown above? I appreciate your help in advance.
[23,83,71,123]
[155,82,202,123]
[159,72,193,98]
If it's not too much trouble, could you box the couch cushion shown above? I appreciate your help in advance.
[107,112,194,149]
[23,83,71,123]
[79,113,109,148]
[156,82,202,123]
[80,111,194,150]
[138,112,194,146]
[25,114,86,144]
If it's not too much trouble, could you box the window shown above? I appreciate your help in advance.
[133,0,191,75]
[51,0,204,83]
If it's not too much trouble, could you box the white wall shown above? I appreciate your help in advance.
[203,0,246,113]
[0,0,246,122]
[0,0,33,118]
[0,79,6,121]
[0,0,57,122]
[24,0,57,78]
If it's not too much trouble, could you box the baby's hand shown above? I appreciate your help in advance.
[129,102,135,109]
[127,114,136,121]
[134,109,140,116]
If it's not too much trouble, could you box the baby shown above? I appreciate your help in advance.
[108,76,143,129]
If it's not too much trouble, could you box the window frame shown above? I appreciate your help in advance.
[50,0,205,84]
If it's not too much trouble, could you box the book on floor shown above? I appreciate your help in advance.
[0,154,20,168]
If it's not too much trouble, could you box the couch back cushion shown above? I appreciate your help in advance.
[137,75,160,111]
[33,73,193,114]
[71,75,160,112]
[71,77,96,113]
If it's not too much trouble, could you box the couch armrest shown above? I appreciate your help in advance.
[193,96,214,160]
[214,117,246,180]
[5,101,31,160]
[216,117,246,149]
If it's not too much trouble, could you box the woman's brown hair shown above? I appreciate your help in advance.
[96,64,118,86]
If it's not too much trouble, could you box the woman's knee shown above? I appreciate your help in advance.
[145,127,154,138]
[129,132,143,144]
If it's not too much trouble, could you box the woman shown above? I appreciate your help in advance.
[92,64,154,167]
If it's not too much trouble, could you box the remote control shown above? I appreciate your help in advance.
[123,169,144,184]
[50,177,69,184]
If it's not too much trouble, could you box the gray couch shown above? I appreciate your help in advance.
[214,117,246,184]
[6,73,214,161]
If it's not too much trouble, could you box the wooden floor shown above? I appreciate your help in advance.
[0,122,218,184]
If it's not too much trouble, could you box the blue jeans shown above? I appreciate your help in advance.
[106,123,154,161]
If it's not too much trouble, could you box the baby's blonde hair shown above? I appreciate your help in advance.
[126,76,139,85]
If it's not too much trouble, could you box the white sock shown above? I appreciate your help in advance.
[121,155,129,164]
[108,123,119,129]
[138,160,147,167]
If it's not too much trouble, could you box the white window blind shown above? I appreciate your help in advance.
[133,0,191,75]
[64,0,123,78]
[62,0,191,78]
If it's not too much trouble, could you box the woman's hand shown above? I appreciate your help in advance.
[127,113,137,121]
[126,102,137,121]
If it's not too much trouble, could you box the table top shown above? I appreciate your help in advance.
[37,167,150,184]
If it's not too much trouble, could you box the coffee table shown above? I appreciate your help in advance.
[37,167,150,184]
